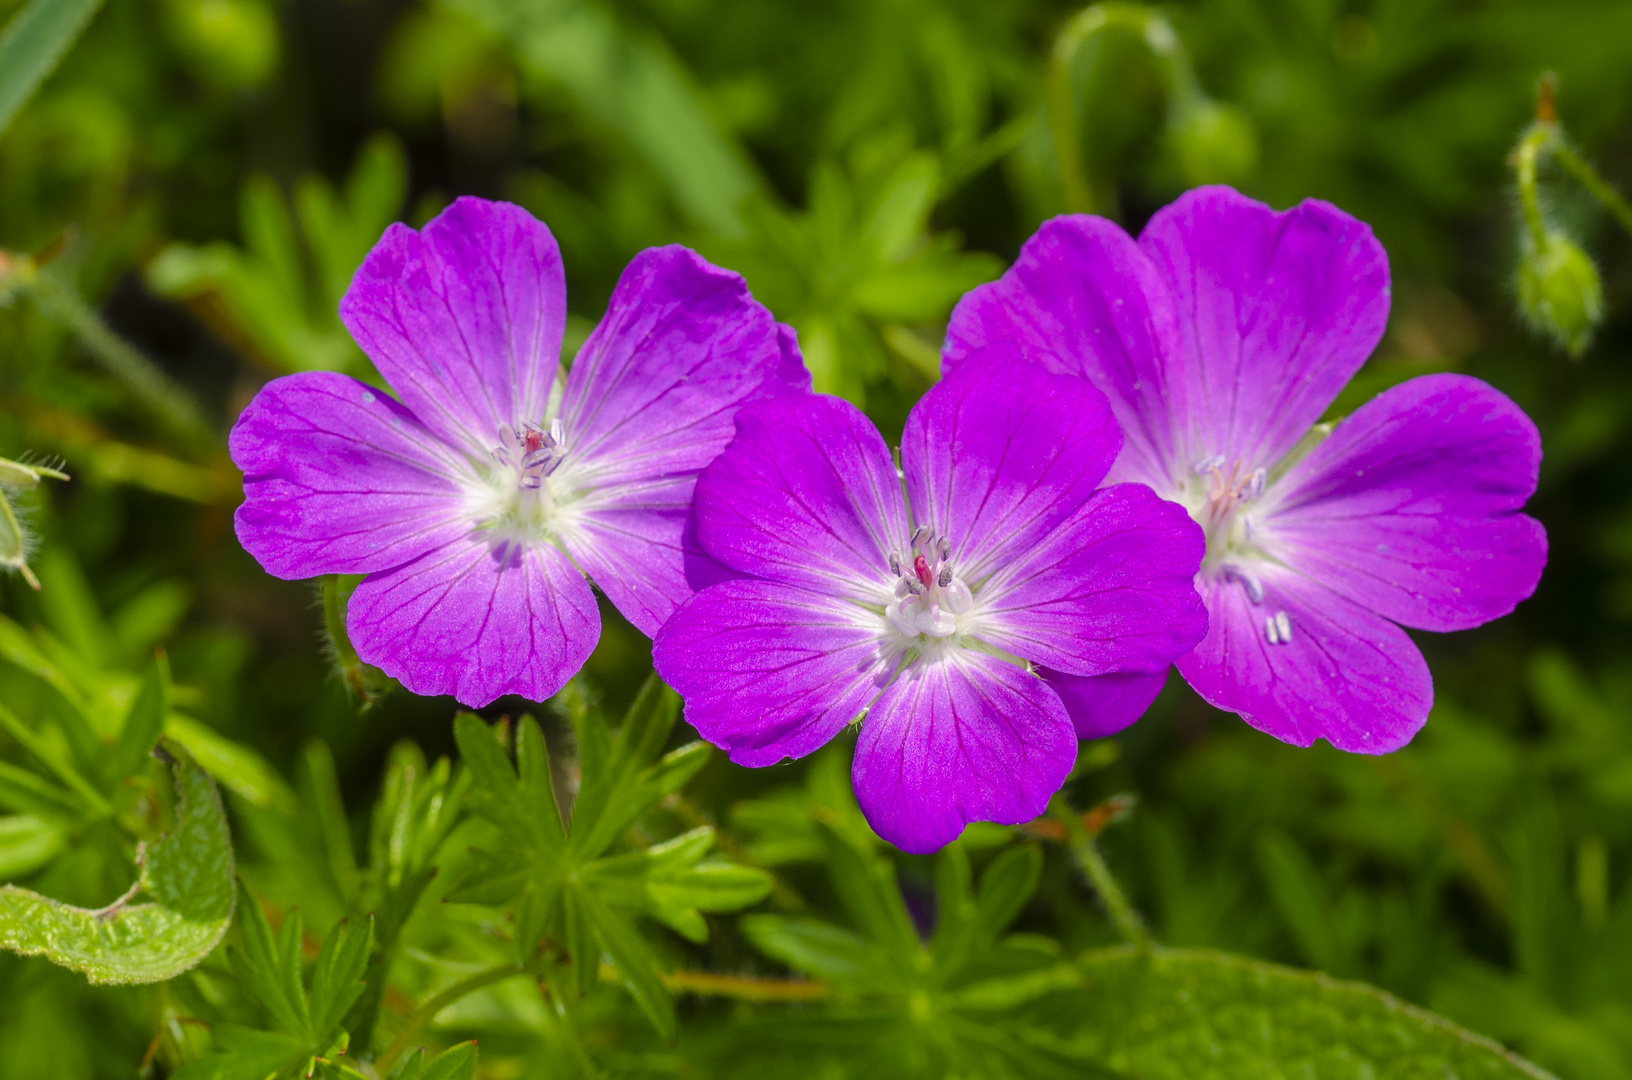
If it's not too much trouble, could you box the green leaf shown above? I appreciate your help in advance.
[1075,946,1559,1079]
[0,760,81,819]
[582,895,676,1040]
[308,915,373,1037]
[971,844,1043,942]
[0,813,66,878]
[0,742,234,983]
[741,914,876,983]
[108,653,169,785]
[169,1024,309,1080]
[0,0,105,138]
[394,1040,478,1080]
[165,713,298,812]
[582,827,773,943]
[232,884,309,1037]
[449,0,761,236]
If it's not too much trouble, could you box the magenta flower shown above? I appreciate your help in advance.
[230,197,808,707]
[652,355,1206,852]
[946,186,1547,752]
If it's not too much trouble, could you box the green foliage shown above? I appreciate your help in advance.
[452,676,772,1038]
[0,740,233,984]
[1075,947,1558,1079]
[1,0,1630,1075]
[0,0,105,138]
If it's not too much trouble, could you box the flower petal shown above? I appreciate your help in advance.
[340,197,566,456]
[973,483,1206,676]
[1263,373,1546,632]
[230,371,472,579]
[554,249,810,634]
[1139,185,1390,469]
[652,579,895,767]
[1041,668,1169,739]
[853,652,1075,853]
[1176,565,1431,753]
[693,392,909,596]
[942,214,1187,489]
[347,537,599,708]
[901,351,1121,584]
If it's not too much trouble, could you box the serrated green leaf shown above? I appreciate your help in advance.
[394,1040,478,1080]
[820,823,918,959]
[741,914,876,983]
[0,743,234,983]
[234,884,308,1036]
[108,654,168,785]
[581,826,772,942]
[169,1025,310,1080]
[1076,946,1558,1079]
[308,915,373,1037]
[0,0,105,138]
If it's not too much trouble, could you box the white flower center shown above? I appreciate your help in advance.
[469,420,569,544]
[1179,454,1292,647]
[884,526,973,641]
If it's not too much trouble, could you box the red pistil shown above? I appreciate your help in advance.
[914,554,933,588]
[524,428,546,454]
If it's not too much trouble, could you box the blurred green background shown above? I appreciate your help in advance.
[1,0,1630,1076]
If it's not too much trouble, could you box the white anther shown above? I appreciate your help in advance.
[1275,610,1291,642]
[1223,564,1264,604]
[1248,468,1266,499]
[1193,454,1226,475]
[938,536,951,560]
[888,552,900,576]
[549,417,565,444]
[1265,615,1280,645]
[937,565,952,588]
[911,525,934,548]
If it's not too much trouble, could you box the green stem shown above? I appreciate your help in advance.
[1047,2,1197,215]
[18,269,213,446]
[373,963,524,1075]
[1051,796,1150,948]
[1513,124,1554,250]
[1553,142,1632,239]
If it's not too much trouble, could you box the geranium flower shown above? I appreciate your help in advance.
[652,355,1206,852]
[231,197,807,706]
[945,186,1547,752]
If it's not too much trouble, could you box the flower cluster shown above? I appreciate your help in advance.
[233,188,1546,852]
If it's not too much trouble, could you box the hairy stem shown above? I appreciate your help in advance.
[1047,2,1197,214]
[1051,796,1151,948]
[1552,142,1632,239]
[1512,124,1555,251]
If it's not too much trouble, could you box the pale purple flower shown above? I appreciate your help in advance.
[230,197,808,707]
[652,354,1207,852]
[945,186,1547,752]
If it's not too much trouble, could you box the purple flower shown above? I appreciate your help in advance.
[945,186,1547,752]
[230,196,808,707]
[651,355,1207,852]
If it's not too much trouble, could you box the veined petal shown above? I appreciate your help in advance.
[943,214,1187,490]
[340,197,566,456]
[901,352,1121,584]
[554,248,810,633]
[230,371,472,579]
[853,651,1075,854]
[1177,565,1431,753]
[347,536,599,708]
[652,579,895,768]
[1263,373,1546,632]
[973,483,1205,676]
[693,393,909,596]
[1139,186,1390,470]
[558,247,810,489]
[1041,668,1170,739]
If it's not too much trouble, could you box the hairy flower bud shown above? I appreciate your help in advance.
[1166,99,1259,187]
[1518,230,1603,357]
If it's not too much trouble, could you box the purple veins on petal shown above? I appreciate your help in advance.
[233,196,801,706]
[655,356,1208,852]
[953,183,1545,754]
